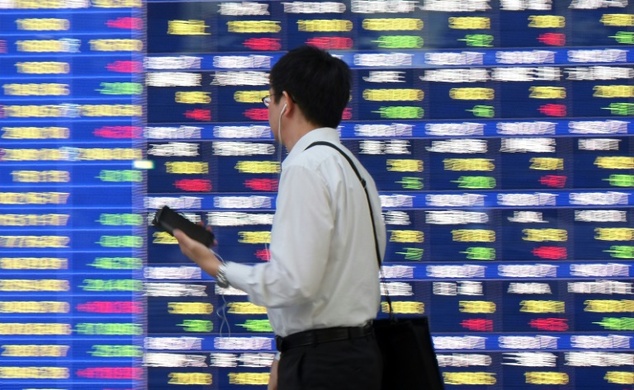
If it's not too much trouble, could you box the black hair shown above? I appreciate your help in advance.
[269,45,351,128]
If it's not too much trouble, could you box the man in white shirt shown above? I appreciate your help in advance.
[174,45,386,390]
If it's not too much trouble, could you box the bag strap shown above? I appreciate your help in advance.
[305,141,394,320]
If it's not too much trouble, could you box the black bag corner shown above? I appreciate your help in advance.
[373,316,445,390]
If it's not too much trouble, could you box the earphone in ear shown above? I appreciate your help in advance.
[281,103,287,114]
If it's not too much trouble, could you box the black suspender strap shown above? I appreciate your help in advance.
[305,141,394,319]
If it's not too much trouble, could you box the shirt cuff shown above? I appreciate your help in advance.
[223,261,254,292]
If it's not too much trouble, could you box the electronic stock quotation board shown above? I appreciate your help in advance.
[1,0,634,388]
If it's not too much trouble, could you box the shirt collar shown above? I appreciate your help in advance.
[283,127,340,167]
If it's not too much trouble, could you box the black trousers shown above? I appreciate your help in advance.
[278,333,383,390]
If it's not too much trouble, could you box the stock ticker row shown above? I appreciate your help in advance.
[0,0,633,388]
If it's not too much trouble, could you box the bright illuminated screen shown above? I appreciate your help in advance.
[0,0,633,388]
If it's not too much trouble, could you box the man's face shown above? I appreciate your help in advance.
[266,89,284,143]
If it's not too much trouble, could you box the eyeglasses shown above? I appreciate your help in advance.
[262,94,295,107]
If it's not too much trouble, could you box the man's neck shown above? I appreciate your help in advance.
[284,120,320,152]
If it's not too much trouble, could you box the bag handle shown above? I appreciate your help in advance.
[305,141,395,320]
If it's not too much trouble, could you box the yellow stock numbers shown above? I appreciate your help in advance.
[584,300,634,313]
[3,83,69,96]
[451,229,495,242]
[15,18,69,30]
[363,18,422,31]
[2,127,69,139]
[387,159,423,172]
[1,148,140,161]
[389,230,424,243]
[227,302,267,314]
[11,0,88,8]
[169,372,212,385]
[593,85,634,98]
[229,372,269,385]
[520,300,565,313]
[168,20,209,35]
[522,228,567,242]
[443,158,494,171]
[529,157,563,170]
[0,367,68,379]
[175,91,211,104]
[15,62,69,74]
[605,371,634,384]
[1,149,63,161]
[444,372,496,385]
[449,17,490,29]
[238,231,271,244]
[0,214,69,226]
[449,88,494,100]
[528,15,565,28]
[228,21,281,33]
[93,0,142,7]
[0,280,69,292]
[594,156,634,169]
[0,323,71,335]
[382,301,424,314]
[168,302,213,315]
[363,89,423,101]
[15,40,74,52]
[11,170,69,183]
[600,14,634,26]
[81,105,142,117]
[2,104,141,118]
[0,301,68,314]
[459,301,496,313]
[153,231,178,245]
[297,20,351,32]
[529,86,566,99]
[166,161,209,174]
[594,228,634,241]
[525,372,568,385]
[2,345,69,357]
[0,257,67,270]
[234,91,267,103]
[0,192,69,205]
[89,39,143,51]
[0,236,69,248]
[234,161,279,174]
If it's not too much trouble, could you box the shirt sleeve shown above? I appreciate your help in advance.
[223,164,333,308]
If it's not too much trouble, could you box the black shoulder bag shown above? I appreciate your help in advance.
[306,141,445,390]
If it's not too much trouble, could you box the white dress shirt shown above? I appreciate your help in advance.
[224,127,387,337]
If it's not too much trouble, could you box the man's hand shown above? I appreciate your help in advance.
[173,229,222,277]
[268,358,279,390]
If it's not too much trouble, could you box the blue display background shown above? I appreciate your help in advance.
[0,0,633,388]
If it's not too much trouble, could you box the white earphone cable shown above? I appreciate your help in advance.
[211,249,231,337]
[276,104,286,164]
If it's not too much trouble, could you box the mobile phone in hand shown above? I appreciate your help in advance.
[152,205,215,247]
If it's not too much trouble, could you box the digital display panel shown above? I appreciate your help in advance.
[1,0,633,389]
